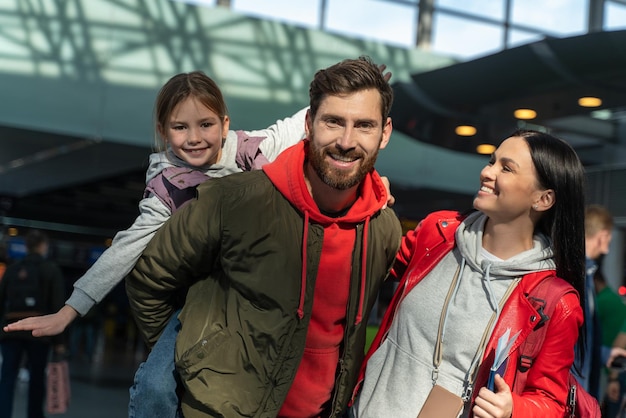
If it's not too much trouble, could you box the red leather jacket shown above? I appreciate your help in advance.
[355,211,583,417]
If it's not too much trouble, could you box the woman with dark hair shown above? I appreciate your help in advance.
[351,130,586,417]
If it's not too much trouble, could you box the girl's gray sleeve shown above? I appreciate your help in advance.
[65,195,171,316]
[249,107,308,161]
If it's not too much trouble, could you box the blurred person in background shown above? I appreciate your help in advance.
[574,204,614,400]
[0,229,66,418]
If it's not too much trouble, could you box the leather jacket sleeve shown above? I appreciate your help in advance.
[508,291,583,417]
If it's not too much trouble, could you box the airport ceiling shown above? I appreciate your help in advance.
[0,126,151,240]
[2,30,626,242]
[392,30,626,166]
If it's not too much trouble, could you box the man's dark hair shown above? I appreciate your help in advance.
[308,56,393,123]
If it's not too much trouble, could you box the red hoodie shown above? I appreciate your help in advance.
[263,140,388,417]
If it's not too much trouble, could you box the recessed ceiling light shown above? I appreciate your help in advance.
[514,108,537,120]
[455,125,476,136]
[578,96,602,107]
[476,144,496,155]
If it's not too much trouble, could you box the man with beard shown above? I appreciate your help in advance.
[126,56,402,418]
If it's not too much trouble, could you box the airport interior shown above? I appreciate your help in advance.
[1,0,626,416]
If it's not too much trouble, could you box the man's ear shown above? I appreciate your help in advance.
[379,117,393,150]
[305,109,313,137]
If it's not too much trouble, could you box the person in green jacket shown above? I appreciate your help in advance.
[126,56,402,418]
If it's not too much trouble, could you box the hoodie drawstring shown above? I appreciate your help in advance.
[297,211,310,319]
[483,263,500,317]
[355,216,371,325]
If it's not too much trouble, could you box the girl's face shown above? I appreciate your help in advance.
[474,136,548,223]
[159,96,230,167]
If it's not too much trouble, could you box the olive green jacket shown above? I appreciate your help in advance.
[127,166,401,417]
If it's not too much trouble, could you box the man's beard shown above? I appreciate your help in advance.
[307,131,380,190]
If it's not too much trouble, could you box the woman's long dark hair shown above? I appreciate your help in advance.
[514,129,587,361]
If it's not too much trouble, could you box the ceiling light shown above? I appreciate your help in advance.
[476,144,496,155]
[578,96,602,107]
[514,108,537,120]
[455,125,476,136]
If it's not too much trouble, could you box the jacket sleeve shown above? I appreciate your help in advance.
[390,211,461,283]
[126,182,223,347]
[249,107,308,161]
[67,195,171,316]
[389,221,420,281]
[510,291,583,417]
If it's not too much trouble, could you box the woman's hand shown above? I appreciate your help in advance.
[472,374,513,418]
[3,304,79,337]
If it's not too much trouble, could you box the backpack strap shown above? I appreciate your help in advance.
[144,133,268,213]
[235,131,270,171]
[513,275,597,417]
[144,167,210,213]
[515,276,575,391]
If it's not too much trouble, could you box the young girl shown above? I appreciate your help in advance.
[4,70,308,417]
[352,130,587,417]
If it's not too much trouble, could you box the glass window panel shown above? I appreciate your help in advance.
[432,14,503,60]
[606,2,626,30]
[436,0,504,21]
[172,0,216,6]
[511,0,586,35]
[508,29,544,49]
[232,0,320,27]
[325,0,416,47]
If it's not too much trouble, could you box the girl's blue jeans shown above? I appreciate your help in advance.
[128,310,182,418]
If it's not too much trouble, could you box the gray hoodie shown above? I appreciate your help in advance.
[66,108,307,315]
[353,211,555,418]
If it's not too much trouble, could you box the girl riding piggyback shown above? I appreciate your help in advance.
[5,70,307,418]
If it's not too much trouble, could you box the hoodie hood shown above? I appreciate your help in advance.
[453,210,556,326]
[262,140,388,223]
[456,211,556,278]
[146,147,218,184]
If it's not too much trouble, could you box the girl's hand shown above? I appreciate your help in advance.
[472,374,513,418]
[3,304,78,337]
[380,176,395,209]
[378,64,392,83]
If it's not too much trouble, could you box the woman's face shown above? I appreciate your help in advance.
[159,96,230,167]
[474,136,547,222]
